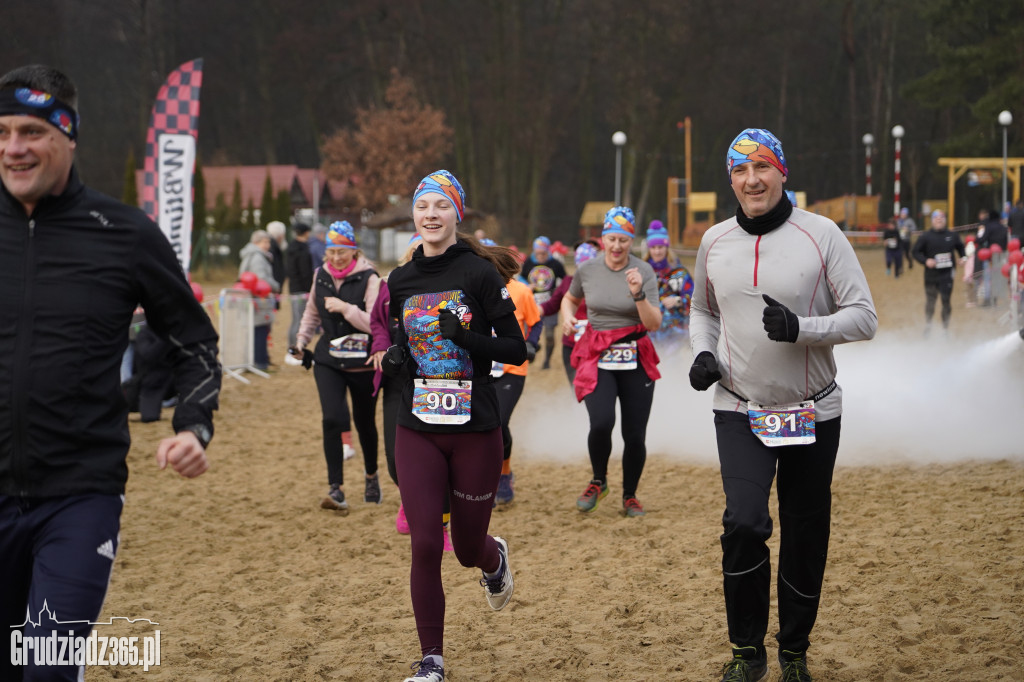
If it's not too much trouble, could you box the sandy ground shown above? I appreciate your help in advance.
[92,247,1024,681]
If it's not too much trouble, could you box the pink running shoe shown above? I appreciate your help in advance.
[442,523,454,552]
[395,503,410,534]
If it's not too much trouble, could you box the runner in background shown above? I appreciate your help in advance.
[560,207,661,518]
[541,240,601,384]
[643,220,694,354]
[911,209,965,337]
[690,128,877,682]
[292,221,382,513]
[482,238,542,507]
[383,170,525,682]
[521,235,566,370]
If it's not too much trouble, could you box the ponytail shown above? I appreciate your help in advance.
[457,232,521,281]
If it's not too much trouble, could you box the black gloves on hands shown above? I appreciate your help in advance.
[525,341,538,362]
[437,308,466,344]
[289,346,314,370]
[761,294,799,343]
[381,345,407,378]
[688,351,722,391]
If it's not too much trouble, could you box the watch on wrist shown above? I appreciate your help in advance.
[181,424,212,448]
[631,289,646,302]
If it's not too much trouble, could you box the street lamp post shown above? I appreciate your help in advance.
[862,133,874,196]
[891,125,905,217]
[612,131,627,205]
[999,110,1012,226]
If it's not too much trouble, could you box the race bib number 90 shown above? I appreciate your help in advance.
[412,379,472,425]
[598,341,637,371]
[747,400,816,447]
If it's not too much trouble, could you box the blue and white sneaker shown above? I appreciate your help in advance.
[480,536,514,611]
[403,657,444,682]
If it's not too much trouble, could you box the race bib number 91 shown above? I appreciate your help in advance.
[747,400,816,447]
[412,379,472,425]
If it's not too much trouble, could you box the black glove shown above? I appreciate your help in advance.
[381,345,407,378]
[525,341,538,362]
[762,294,799,343]
[437,308,466,344]
[289,346,314,370]
[688,351,721,391]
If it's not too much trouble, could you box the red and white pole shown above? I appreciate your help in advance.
[862,133,874,197]
[892,125,905,217]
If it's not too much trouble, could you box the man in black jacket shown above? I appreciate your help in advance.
[0,65,221,680]
[285,221,314,350]
[912,209,966,336]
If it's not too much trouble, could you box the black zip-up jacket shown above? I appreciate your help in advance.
[912,228,966,284]
[0,167,221,497]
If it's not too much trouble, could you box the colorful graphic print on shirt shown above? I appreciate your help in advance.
[403,290,474,380]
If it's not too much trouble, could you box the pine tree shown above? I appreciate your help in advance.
[259,173,274,228]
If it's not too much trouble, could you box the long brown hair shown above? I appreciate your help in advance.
[457,232,521,281]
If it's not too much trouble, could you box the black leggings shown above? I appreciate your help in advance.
[494,373,526,461]
[313,364,378,486]
[379,372,403,486]
[581,365,655,498]
[924,277,954,328]
[714,410,841,655]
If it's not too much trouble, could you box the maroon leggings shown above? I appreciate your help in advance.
[395,425,504,657]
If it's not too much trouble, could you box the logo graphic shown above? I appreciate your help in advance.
[15,88,52,107]
[10,601,161,672]
[49,109,74,136]
[96,539,116,561]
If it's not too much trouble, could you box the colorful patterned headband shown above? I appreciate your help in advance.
[603,206,636,238]
[414,169,466,222]
[326,221,358,249]
[575,242,599,265]
[727,128,787,179]
[0,88,79,140]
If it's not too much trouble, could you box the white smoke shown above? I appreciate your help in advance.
[513,330,1024,467]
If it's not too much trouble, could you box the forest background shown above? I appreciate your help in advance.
[3,0,1023,245]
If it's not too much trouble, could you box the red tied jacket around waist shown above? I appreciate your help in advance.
[570,323,660,402]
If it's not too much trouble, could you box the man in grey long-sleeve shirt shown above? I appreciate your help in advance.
[689,128,876,682]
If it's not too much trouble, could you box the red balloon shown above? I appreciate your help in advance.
[239,271,258,290]
[978,247,992,262]
[190,281,204,303]
[991,243,1003,254]
[1008,238,1021,252]
[253,280,272,298]
[964,234,976,243]
[1001,263,1011,278]
[1008,250,1024,266]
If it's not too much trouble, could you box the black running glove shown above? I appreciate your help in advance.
[381,345,407,377]
[762,294,799,343]
[289,346,314,370]
[525,341,538,362]
[688,351,722,391]
[437,308,466,344]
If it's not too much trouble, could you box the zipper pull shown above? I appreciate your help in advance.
[28,219,35,237]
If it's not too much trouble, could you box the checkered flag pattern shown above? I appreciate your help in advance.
[141,59,204,222]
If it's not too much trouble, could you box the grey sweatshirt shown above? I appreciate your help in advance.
[690,207,877,420]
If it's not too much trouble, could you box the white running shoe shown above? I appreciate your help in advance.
[402,657,444,681]
[480,536,514,611]
[283,352,302,366]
